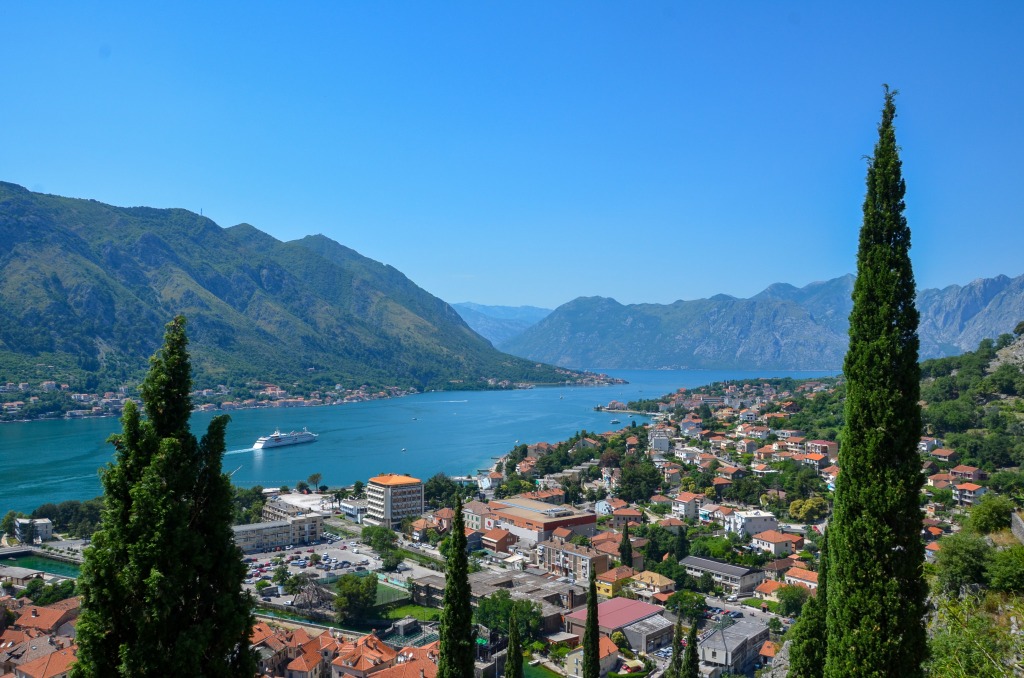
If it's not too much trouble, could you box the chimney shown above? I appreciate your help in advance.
[31,608,38,617]
[420,671,425,678]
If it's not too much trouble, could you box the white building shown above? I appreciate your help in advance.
[14,518,52,543]
[723,510,778,537]
[364,473,424,529]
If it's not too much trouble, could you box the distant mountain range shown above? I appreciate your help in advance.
[451,303,552,348]
[0,182,578,392]
[484,274,1024,370]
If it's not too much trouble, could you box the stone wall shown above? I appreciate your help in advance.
[1012,511,1024,546]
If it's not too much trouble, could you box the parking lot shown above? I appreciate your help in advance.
[240,531,388,605]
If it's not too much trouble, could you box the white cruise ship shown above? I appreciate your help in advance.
[253,427,318,450]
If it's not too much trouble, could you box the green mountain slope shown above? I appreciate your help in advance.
[0,183,575,391]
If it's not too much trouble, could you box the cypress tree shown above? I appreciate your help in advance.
[681,618,699,678]
[825,86,928,677]
[674,527,690,561]
[788,530,829,678]
[438,495,475,678]
[619,523,633,567]
[581,567,600,678]
[504,606,523,678]
[72,317,255,677]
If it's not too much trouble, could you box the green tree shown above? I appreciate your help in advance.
[788,529,829,678]
[777,585,812,617]
[334,573,377,623]
[935,532,992,595]
[674,528,690,561]
[307,472,322,491]
[619,524,633,567]
[71,317,255,678]
[438,495,474,678]
[987,545,1024,593]
[825,88,928,677]
[475,589,542,640]
[581,567,600,678]
[682,620,699,678]
[965,493,1015,534]
[505,606,523,678]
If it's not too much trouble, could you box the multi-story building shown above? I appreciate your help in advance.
[363,474,424,529]
[681,556,765,594]
[699,619,770,675]
[487,495,596,546]
[14,518,52,543]
[723,509,779,537]
[535,539,610,581]
[231,514,323,553]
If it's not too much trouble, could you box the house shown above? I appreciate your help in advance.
[657,517,685,534]
[461,500,494,532]
[751,530,804,557]
[950,465,985,482]
[595,566,637,598]
[930,448,959,464]
[672,492,704,520]
[753,579,784,603]
[629,570,676,603]
[564,636,619,677]
[14,600,81,636]
[953,483,987,506]
[759,640,779,668]
[610,507,643,529]
[723,510,779,537]
[805,440,839,461]
[464,528,483,553]
[482,528,517,554]
[784,567,819,591]
[12,643,78,678]
[331,633,398,677]
[595,498,628,516]
[918,437,943,453]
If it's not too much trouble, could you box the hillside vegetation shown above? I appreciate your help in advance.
[0,182,578,394]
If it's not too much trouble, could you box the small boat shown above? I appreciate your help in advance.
[610,419,621,424]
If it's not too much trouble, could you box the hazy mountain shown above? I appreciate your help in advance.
[452,303,551,346]
[0,182,577,392]
[501,274,1024,370]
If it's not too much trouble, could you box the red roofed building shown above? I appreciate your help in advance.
[12,643,77,678]
[482,528,517,554]
[751,530,804,557]
[565,598,673,653]
[784,567,819,591]
[953,483,987,506]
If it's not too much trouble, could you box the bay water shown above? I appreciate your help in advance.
[0,369,834,514]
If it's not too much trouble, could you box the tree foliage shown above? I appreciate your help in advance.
[825,88,928,677]
[788,529,829,678]
[71,316,255,677]
[581,568,600,678]
[474,589,542,641]
[504,607,523,678]
[438,495,474,678]
[334,573,378,623]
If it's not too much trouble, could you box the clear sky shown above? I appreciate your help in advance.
[2,3,1022,309]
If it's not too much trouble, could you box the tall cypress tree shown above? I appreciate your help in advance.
[438,495,475,678]
[504,606,523,678]
[618,523,633,567]
[825,87,928,677]
[72,317,255,677]
[674,527,690,561]
[788,530,828,678]
[681,619,699,678]
[581,567,600,678]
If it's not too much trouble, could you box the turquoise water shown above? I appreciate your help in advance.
[0,369,834,514]
[6,554,82,578]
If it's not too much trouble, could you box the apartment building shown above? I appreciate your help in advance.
[363,474,425,529]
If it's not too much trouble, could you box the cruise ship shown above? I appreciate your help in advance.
[253,427,318,450]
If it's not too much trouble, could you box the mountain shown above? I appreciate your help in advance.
[451,303,551,347]
[500,274,1024,370]
[0,182,578,392]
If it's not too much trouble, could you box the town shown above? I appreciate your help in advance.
[5,361,1021,678]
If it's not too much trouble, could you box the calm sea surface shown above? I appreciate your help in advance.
[0,369,834,514]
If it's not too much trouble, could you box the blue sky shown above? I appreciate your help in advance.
[2,3,1022,308]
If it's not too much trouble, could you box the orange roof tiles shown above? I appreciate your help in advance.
[369,473,422,486]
